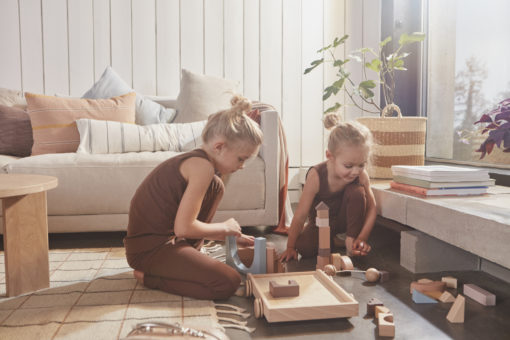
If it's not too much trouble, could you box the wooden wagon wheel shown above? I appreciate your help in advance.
[245,279,253,297]
[254,298,264,319]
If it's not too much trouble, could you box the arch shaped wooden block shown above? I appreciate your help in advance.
[226,235,267,274]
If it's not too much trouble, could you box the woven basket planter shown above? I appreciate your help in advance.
[357,104,427,179]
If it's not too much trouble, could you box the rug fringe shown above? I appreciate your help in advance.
[217,316,247,326]
[220,323,255,333]
[214,303,246,313]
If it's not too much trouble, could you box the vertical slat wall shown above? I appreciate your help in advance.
[0,0,380,169]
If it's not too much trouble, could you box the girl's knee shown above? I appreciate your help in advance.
[345,183,366,202]
[209,263,242,299]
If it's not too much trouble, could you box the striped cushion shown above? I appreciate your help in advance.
[26,92,136,155]
[75,118,207,154]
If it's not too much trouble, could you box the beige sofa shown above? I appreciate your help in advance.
[0,99,280,233]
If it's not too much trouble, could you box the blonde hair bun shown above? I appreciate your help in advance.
[230,94,251,115]
[323,113,341,130]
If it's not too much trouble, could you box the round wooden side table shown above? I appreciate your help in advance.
[0,174,58,296]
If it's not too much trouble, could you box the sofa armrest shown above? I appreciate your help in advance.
[259,110,280,224]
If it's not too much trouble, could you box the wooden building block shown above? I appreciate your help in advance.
[340,256,354,270]
[409,281,446,294]
[330,253,342,271]
[266,246,276,274]
[446,294,465,323]
[418,278,433,283]
[316,256,330,270]
[316,217,329,227]
[379,270,390,283]
[441,276,457,289]
[366,297,384,316]
[439,291,456,303]
[423,290,443,300]
[378,313,395,337]
[375,305,391,319]
[315,201,329,218]
[463,283,496,306]
[318,248,331,257]
[319,226,330,249]
[276,260,287,273]
[412,289,438,304]
[269,280,299,298]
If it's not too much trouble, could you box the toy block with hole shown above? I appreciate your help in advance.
[226,236,266,274]
[439,291,456,303]
[412,289,438,303]
[441,276,458,289]
[330,253,342,270]
[315,201,329,218]
[446,294,465,323]
[409,280,446,294]
[375,305,391,319]
[463,283,496,306]
[378,313,395,337]
[269,280,300,298]
[367,297,384,316]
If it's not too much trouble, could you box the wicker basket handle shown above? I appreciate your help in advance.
[381,103,402,118]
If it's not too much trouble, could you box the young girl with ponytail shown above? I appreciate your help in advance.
[124,95,262,300]
[280,113,377,262]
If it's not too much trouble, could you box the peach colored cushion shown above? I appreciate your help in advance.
[26,92,135,155]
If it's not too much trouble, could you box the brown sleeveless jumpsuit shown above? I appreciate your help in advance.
[124,149,241,299]
[295,161,367,258]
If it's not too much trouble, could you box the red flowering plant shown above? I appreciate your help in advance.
[474,98,510,158]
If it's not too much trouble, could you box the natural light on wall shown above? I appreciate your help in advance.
[426,0,510,167]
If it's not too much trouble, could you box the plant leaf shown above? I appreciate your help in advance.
[474,113,493,124]
[399,32,426,45]
[333,35,349,47]
[365,58,381,72]
[325,102,341,114]
[380,36,392,47]
[333,59,348,67]
[304,58,324,74]
[317,44,332,53]
[348,54,363,63]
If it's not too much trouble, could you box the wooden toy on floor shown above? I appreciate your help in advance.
[316,202,331,270]
[322,265,382,283]
[226,235,266,274]
[378,312,395,337]
[366,297,384,316]
[246,270,358,322]
[423,290,443,300]
[446,294,465,323]
[269,280,299,298]
[379,270,390,283]
[375,305,391,319]
[439,291,456,303]
[441,276,458,289]
[330,253,342,270]
[412,289,438,304]
[463,283,496,306]
[409,280,446,294]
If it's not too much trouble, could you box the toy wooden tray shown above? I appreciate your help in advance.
[246,270,358,323]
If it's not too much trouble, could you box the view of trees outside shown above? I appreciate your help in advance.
[453,0,510,163]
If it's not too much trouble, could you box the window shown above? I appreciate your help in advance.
[426,0,510,168]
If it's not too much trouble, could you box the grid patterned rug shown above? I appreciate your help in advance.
[0,246,227,340]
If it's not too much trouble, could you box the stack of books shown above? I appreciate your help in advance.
[390,165,494,197]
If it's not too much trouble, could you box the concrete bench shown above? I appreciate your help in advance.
[371,181,510,279]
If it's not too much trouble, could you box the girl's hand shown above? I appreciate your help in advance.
[223,218,242,238]
[351,239,371,256]
[236,234,255,247]
[279,248,298,262]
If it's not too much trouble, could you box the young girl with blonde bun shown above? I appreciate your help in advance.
[124,95,262,300]
[280,113,377,262]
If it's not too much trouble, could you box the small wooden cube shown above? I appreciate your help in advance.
[375,305,391,319]
[269,280,299,298]
[378,313,395,337]
[367,297,384,316]
[441,276,458,289]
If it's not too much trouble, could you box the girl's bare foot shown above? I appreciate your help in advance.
[133,270,144,286]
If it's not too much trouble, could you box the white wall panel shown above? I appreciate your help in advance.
[132,0,156,95]
[0,0,21,90]
[42,0,69,95]
[68,0,94,96]
[93,0,111,82]
[301,0,324,166]
[204,0,223,78]
[156,0,180,96]
[19,0,44,93]
[180,0,204,74]
[224,0,244,91]
[111,0,133,86]
[243,0,259,101]
[362,0,381,116]
[282,0,302,167]
[260,0,282,114]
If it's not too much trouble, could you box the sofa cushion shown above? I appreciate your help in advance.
[26,92,136,155]
[76,118,207,154]
[83,66,176,125]
[0,87,26,108]
[174,69,238,123]
[0,105,33,157]
[3,152,265,215]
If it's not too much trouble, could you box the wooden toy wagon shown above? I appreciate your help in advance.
[245,270,358,323]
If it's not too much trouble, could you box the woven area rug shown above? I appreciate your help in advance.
[0,246,230,340]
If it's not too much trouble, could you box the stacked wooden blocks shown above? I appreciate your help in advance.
[316,201,331,270]
[367,298,395,337]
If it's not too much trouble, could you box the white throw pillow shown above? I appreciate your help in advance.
[174,69,238,123]
[82,66,176,125]
[76,118,207,154]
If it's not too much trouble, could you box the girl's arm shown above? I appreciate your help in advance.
[352,169,377,254]
[174,157,242,239]
[280,168,320,261]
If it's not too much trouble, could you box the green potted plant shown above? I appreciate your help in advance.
[305,32,427,178]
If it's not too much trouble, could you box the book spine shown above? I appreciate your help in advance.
[390,181,428,196]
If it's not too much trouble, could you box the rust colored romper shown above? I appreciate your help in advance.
[124,149,241,300]
[295,161,367,258]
